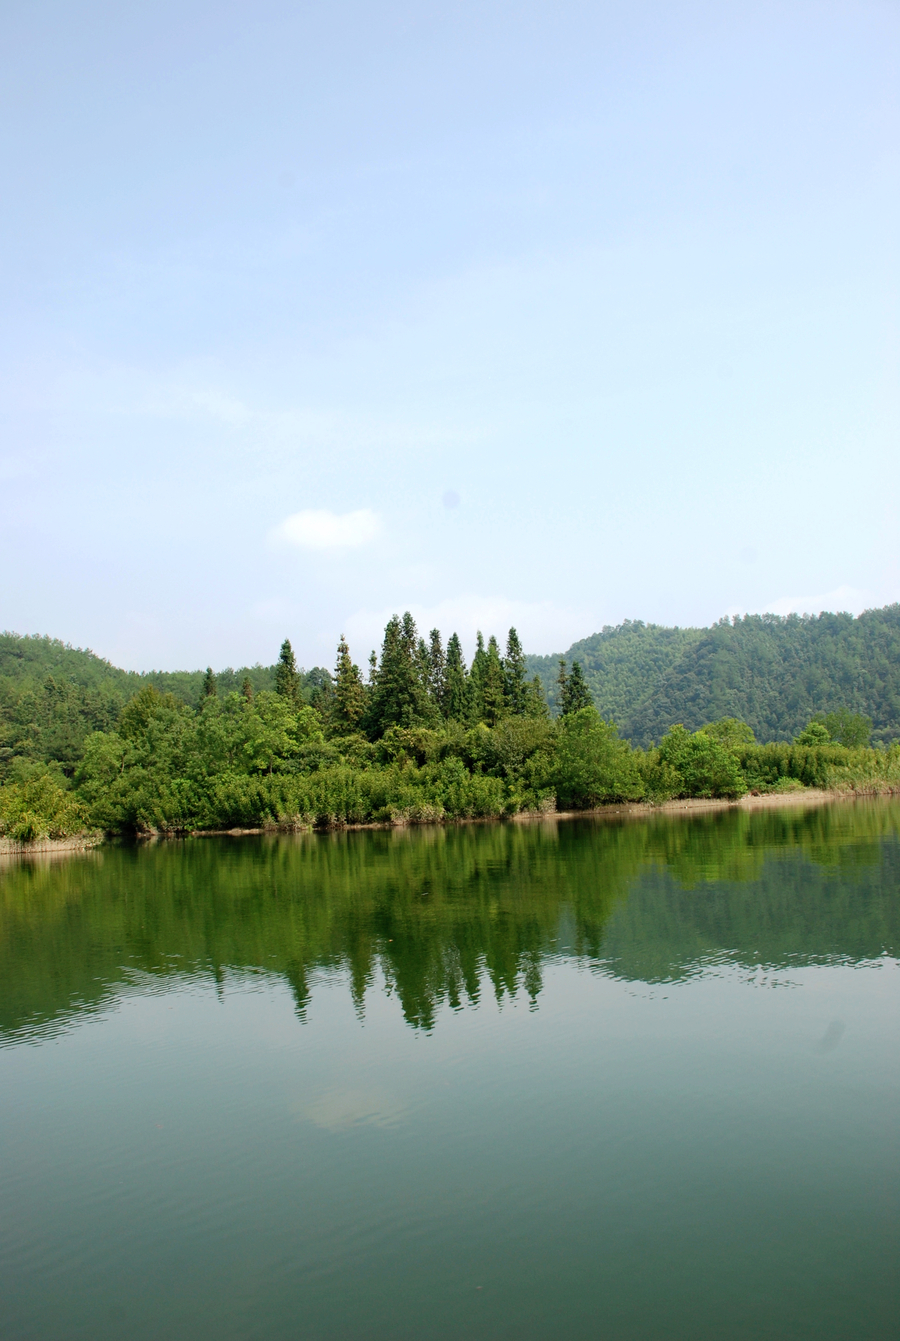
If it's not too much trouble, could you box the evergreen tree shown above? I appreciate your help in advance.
[241,676,253,703]
[469,632,488,724]
[503,627,527,716]
[427,629,447,714]
[556,659,569,716]
[365,613,433,736]
[481,636,506,726]
[202,667,217,699]
[561,660,593,715]
[332,635,366,734]
[274,639,301,704]
[524,674,549,718]
[415,636,432,690]
[445,633,470,722]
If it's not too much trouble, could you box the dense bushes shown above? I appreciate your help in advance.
[0,772,89,843]
[6,691,900,839]
[553,709,644,808]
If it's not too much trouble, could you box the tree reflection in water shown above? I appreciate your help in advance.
[1,799,898,1040]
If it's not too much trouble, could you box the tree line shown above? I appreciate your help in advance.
[1,613,898,843]
[259,619,593,737]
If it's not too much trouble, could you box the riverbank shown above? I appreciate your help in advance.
[0,832,103,858]
[4,784,891,857]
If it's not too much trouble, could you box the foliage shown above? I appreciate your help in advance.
[0,771,89,842]
[698,717,756,750]
[527,606,900,745]
[655,725,746,799]
[810,709,872,748]
[553,708,643,808]
[794,721,832,747]
[5,613,900,841]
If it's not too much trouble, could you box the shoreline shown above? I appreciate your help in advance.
[3,785,893,858]
[0,832,103,858]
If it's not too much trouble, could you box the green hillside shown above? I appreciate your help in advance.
[0,633,323,780]
[527,606,900,746]
[5,603,900,788]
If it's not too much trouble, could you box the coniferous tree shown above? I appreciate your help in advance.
[556,659,569,716]
[274,639,301,704]
[202,667,217,699]
[503,627,527,716]
[561,660,593,715]
[332,635,366,734]
[365,613,433,736]
[524,674,549,718]
[415,636,431,691]
[427,629,447,714]
[241,676,254,703]
[469,632,488,724]
[445,633,470,722]
[482,636,506,726]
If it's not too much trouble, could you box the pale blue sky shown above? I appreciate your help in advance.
[2,0,898,670]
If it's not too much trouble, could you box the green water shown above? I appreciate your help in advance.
[1,801,898,1340]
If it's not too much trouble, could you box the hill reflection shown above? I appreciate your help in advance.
[2,800,899,1040]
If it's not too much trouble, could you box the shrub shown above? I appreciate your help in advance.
[0,775,89,842]
[656,725,746,799]
[554,708,644,809]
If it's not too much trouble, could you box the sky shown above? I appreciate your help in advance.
[1,0,898,672]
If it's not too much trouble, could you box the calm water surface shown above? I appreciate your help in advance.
[1,801,898,1340]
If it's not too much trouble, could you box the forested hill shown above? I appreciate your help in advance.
[526,606,900,747]
[0,633,324,777]
[5,604,900,780]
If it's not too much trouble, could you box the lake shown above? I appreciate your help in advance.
[1,800,898,1340]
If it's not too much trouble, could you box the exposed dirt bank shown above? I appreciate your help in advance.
[0,833,103,859]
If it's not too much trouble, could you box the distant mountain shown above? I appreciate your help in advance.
[526,606,900,746]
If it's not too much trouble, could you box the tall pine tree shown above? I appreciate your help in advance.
[365,613,433,736]
[560,659,593,714]
[427,628,447,715]
[503,627,527,716]
[274,639,301,704]
[481,636,506,725]
[202,667,217,698]
[445,633,470,722]
[469,632,487,724]
[524,674,549,718]
[332,635,366,734]
[556,658,569,716]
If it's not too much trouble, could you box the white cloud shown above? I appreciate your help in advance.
[271,508,381,551]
